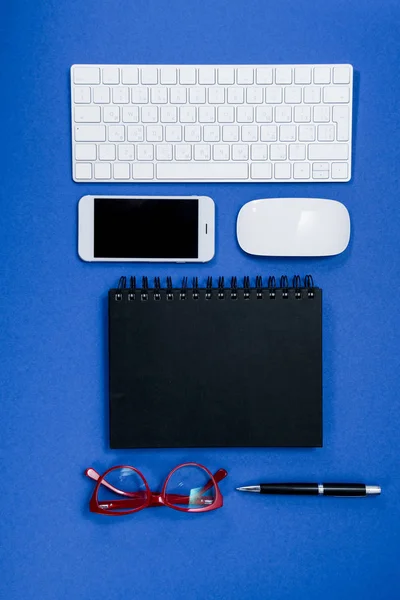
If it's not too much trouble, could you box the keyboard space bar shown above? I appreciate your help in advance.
[157,163,249,180]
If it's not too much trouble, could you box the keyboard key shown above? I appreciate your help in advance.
[156,144,173,160]
[260,125,277,141]
[122,67,138,84]
[137,144,154,160]
[132,163,154,179]
[270,144,287,160]
[313,106,330,122]
[194,144,211,160]
[160,67,177,85]
[314,67,331,84]
[184,125,201,142]
[122,106,139,123]
[99,144,116,160]
[75,144,96,160]
[237,106,254,123]
[160,106,177,123]
[313,169,329,179]
[294,67,311,84]
[275,107,292,123]
[113,163,130,179]
[198,67,215,84]
[308,143,349,160]
[189,87,206,104]
[157,162,248,179]
[218,67,235,85]
[74,106,101,123]
[218,106,235,123]
[266,87,283,104]
[198,106,215,123]
[131,87,148,103]
[203,125,220,142]
[113,87,129,104]
[74,86,91,103]
[73,67,100,84]
[227,87,244,104]
[333,105,350,141]
[246,88,263,104]
[275,67,292,84]
[165,126,182,142]
[108,125,125,141]
[280,125,296,141]
[331,162,349,179]
[251,144,268,160]
[304,87,321,103]
[208,88,225,104]
[127,125,144,141]
[323,86,350,103]
[232,144,249,160]
[255,106,273,123]
[179,67,196,85]
[118,145,134,160]
[103,67,119,84]
[175,145,192,160]
[317,124,335,141]
[293,163,310,179]
[104,106,120,122]
[294,106,311,122]
[237,68,254,85]
[213,144,230,160]
[298,125,315,141]
[151,87,168,104]
[94,162,111,179]
[75,125,105,141]
[256,67,273,84]
[170,87,187,104]
[333,66,351,84]
[289,144,306,160]
[75,163,92,179]
[284,87,302,104]
[93,87,110,104]
[146,125,163,141]
[242,125,258,141]
[275,163,291,178]
[141,67,158,84]
[180,107,196,123]
[222,125,239,142]
[251,163,272,179]
[141,106,158,123]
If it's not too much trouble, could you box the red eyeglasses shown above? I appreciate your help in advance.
[85,462,228,515]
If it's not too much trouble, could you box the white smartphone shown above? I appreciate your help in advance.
[78,195,215,262]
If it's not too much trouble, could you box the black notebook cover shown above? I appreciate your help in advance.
[108,275,322,448]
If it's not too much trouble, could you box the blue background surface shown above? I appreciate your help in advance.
[2,0,400,598]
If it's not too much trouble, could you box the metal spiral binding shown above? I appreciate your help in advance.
[141,276,149,301]
[128,276,136,301]
[218,276,225,299]
[192,277,199,300]
[180,277,188,300]
[231,276,238,300]
[268,276,276,299]
[206,276,213,299]
[305,274,315,298]
[280,275,289,299]
[166,276,173,300]
[243,276,251,299]
[293,275,302,299]
[153,277,161,301]
[115,276,126,301]
[256,276,263,299]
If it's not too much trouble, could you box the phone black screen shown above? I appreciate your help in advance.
[94,198,199,258]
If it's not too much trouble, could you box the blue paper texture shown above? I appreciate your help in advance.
[1,0,400,598]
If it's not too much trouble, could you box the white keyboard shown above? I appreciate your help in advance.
[71,64,353,183]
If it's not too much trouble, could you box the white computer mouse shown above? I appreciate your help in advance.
[237,198,350,257]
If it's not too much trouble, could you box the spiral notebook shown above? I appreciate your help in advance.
[108,275,322,448]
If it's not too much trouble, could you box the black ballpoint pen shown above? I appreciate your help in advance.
[236,483,381,497]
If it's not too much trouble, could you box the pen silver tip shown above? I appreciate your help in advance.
[366,485,381,495]
[236,485,261,493]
